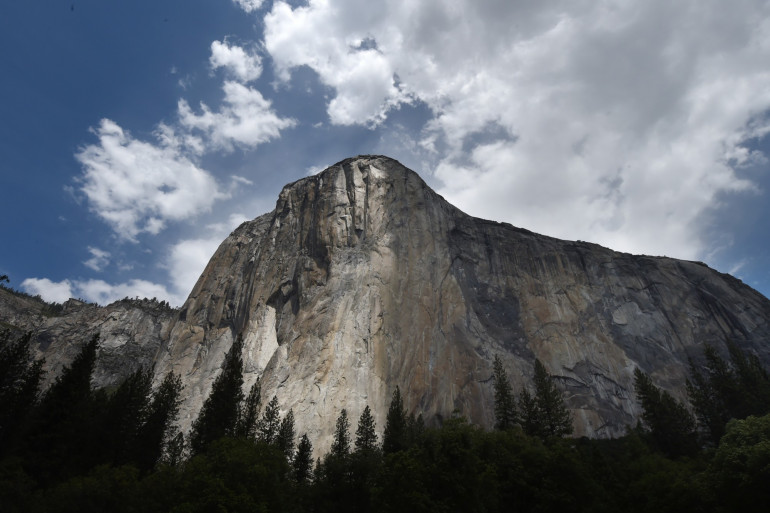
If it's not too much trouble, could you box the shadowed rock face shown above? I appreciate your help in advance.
[0,290,176,389]
[145,155,770,454]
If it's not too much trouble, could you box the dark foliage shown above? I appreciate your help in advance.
[634,368,698,457]
[382,386,408,454]
[493,354,517,430]
[189,337,244,454]
[0,331,43,450]
[688,341,770,445]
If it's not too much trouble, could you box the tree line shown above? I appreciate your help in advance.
[1,328,769,512]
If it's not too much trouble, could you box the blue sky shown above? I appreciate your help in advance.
[2,0,770,306]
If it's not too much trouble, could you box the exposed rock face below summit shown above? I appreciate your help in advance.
[152,155,770,454]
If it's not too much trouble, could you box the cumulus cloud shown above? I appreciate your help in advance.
[83,246,111,272]
[21,278,74,304]
[210,40,263,82]
[261,0,770,259]
[76,119,227,241]
[178,81,296,152]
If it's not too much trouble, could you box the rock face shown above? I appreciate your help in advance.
[4,155,770,454]
[0,289,176,389]
[146,155,770,454]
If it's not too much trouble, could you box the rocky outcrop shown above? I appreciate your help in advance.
[149,155,770,454]
[0,289,176,389]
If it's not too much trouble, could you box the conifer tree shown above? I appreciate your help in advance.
[236,377,261,439]
[30,334,100,480]
[103,367,152,465]
[257,395,281,445]
[293,434,314,483]
[493,355,517,430]
[136,371,183,471]
[330,408,351,457]
[532,359,572,438]
[355,405,378,453]
[634,368,698,457]
[383,386,408,454]
[687,342,770,445]
[0,331,43,449]
[277,409,296,460]
[518,388,539,437]
[190,337,245,454]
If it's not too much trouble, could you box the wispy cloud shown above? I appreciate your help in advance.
[83,246,111,272]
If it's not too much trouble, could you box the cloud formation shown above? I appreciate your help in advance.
[83,247,111,272]
[262,0,770,259]
[210,40,263,83]
[178,81,296,152]
[76,119,226,241]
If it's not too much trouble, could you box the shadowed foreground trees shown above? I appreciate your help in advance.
[1,336,769,512]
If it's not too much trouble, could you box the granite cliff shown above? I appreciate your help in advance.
[5,155,770,454]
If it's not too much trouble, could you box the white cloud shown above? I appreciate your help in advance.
[21,278,74,304]
[76,119,227,241]
[233,0,264,13]
[178,81,296,152]
[83,247,111,272]
[210,40,263,83]
[261,0,770,260]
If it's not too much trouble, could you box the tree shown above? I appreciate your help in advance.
[136,371,183,471]
[634,368,698,457]
[276,409,296,460]
[293,434,313,483]
[0,331,43,449]
[383,386,408,454]
[102,367,152,465]
[687,342,770,445]
[330,409,351,457]
[532,359,572,438]
[257,395,281,445]
[27,334,100,481]
[493,355,517,430]
[236,377,261,439]
[518,388,539,437]
[190,337,245,454]
[710,413,770,511]
[355,405,378,453]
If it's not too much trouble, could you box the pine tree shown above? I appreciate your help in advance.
[634,368,698,457]
[257,395,281,445]
[383,386,408,454]
[518,360,572,438]
[29,334,100,481]
[355,405,378,453]
[330,408,351,457]
[687,342,770,445]
[0,331,43,449]
[276,409,296,460]
[136,371,183,471]
[103,367,152,465]
[532,359,572,437]
[293,434,313,483]
[190,337,245,454]
[493,355,517,430]
[518,388,539,437]
[236,377,261,439]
